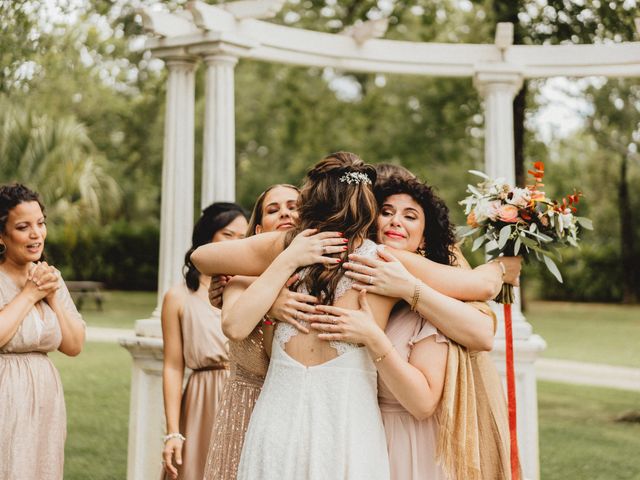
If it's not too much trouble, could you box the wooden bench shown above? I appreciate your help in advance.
[65,281,106,311]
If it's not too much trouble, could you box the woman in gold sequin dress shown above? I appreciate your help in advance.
[202,184,302,480]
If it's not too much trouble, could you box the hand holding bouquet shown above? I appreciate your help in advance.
[458,161,592,480]
[458,161,592,304]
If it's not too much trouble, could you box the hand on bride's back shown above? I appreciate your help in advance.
[283,229,348,268]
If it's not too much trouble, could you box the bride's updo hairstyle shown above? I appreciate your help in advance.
[287,151,378,305]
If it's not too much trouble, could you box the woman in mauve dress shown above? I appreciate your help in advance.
[161,202,248,480]
[202,184,303,480]
[0,183,85,480]
[311,173,522,479]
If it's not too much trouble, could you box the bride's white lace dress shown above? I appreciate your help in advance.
[237,239,390,480]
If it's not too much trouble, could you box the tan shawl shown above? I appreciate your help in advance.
[436,251,515,480]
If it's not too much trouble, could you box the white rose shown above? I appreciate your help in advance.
[508,187,531,208]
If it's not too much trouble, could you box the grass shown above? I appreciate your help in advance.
[51,342,131,480]
[537,381,640,480]
[51,342,640,480]
[526,301,640,368]
[79,290,156,329]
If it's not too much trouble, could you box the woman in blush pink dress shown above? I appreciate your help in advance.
[311,174,521,480]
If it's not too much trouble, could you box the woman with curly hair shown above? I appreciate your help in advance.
[0,183,85,480]
[310,172,520,479]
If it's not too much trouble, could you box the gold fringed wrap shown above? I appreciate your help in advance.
[436,342,481,480]
[435,249,514,480]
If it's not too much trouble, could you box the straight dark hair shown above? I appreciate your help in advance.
[183,202,248,291]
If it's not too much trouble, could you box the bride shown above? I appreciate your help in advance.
[192,152,503,479]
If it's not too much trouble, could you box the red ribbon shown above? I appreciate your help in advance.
[504,303,520,480]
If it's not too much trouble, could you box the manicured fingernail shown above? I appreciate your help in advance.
[336,259,342,263]
[342,246,348,251]
[342,238,349,243]
[337,232,343,236]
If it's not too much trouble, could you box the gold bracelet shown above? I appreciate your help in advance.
[373,346,394,364]
[410,279,422,311]
[493,259,506,281]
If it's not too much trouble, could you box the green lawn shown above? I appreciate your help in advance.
[527,301,640,368]
[538,381,640,480]
[52,343,131,480]
[51,342,640,480]
[79,290,156,329]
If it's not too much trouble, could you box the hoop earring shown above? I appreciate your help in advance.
[0,244,5,255]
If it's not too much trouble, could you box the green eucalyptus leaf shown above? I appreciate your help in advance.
[543,255,563,283]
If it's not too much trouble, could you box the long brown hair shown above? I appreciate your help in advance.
[246,184,300,237]
[287,152,378,305]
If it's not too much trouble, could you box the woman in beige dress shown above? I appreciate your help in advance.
[311,174,521,479]
[202,184,304,480]
[161,202,248,480]
[0,183,85,480]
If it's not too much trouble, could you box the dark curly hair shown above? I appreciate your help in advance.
[183,202,249,291]
[374,175,456,266]
[0,183,46,261]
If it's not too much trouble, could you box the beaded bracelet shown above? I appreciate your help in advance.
[410,280,422,311]
[163,433,186,444]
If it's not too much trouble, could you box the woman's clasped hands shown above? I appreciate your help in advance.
[25,262,60,302]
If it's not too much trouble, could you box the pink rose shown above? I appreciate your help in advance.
[499,204,520,223]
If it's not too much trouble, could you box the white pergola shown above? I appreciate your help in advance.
[119,3,640,479]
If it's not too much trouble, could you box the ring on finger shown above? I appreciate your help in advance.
[368,275,374,285]
[321,245,326,254]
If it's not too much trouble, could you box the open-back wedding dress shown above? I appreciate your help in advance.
[237,239,390,480]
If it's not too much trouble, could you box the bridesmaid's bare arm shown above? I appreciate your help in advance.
[385,247,503,301]
[161,286,186,479]
[191,231,286,276]
[47,276,85,357]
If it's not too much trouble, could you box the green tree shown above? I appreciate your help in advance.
[0,98,122,243]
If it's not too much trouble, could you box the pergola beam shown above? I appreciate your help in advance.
[143,13,640,79]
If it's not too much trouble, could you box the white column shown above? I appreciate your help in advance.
[474,65,547,480]
[120,52,197,480]
[201,53,238,207]
[156,56,197,311]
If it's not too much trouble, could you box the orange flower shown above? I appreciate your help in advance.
[499,204,519,223]
[467,211,479,227]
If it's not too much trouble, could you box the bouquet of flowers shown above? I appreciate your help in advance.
[458,161,592,304]
[458,161,592,480]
